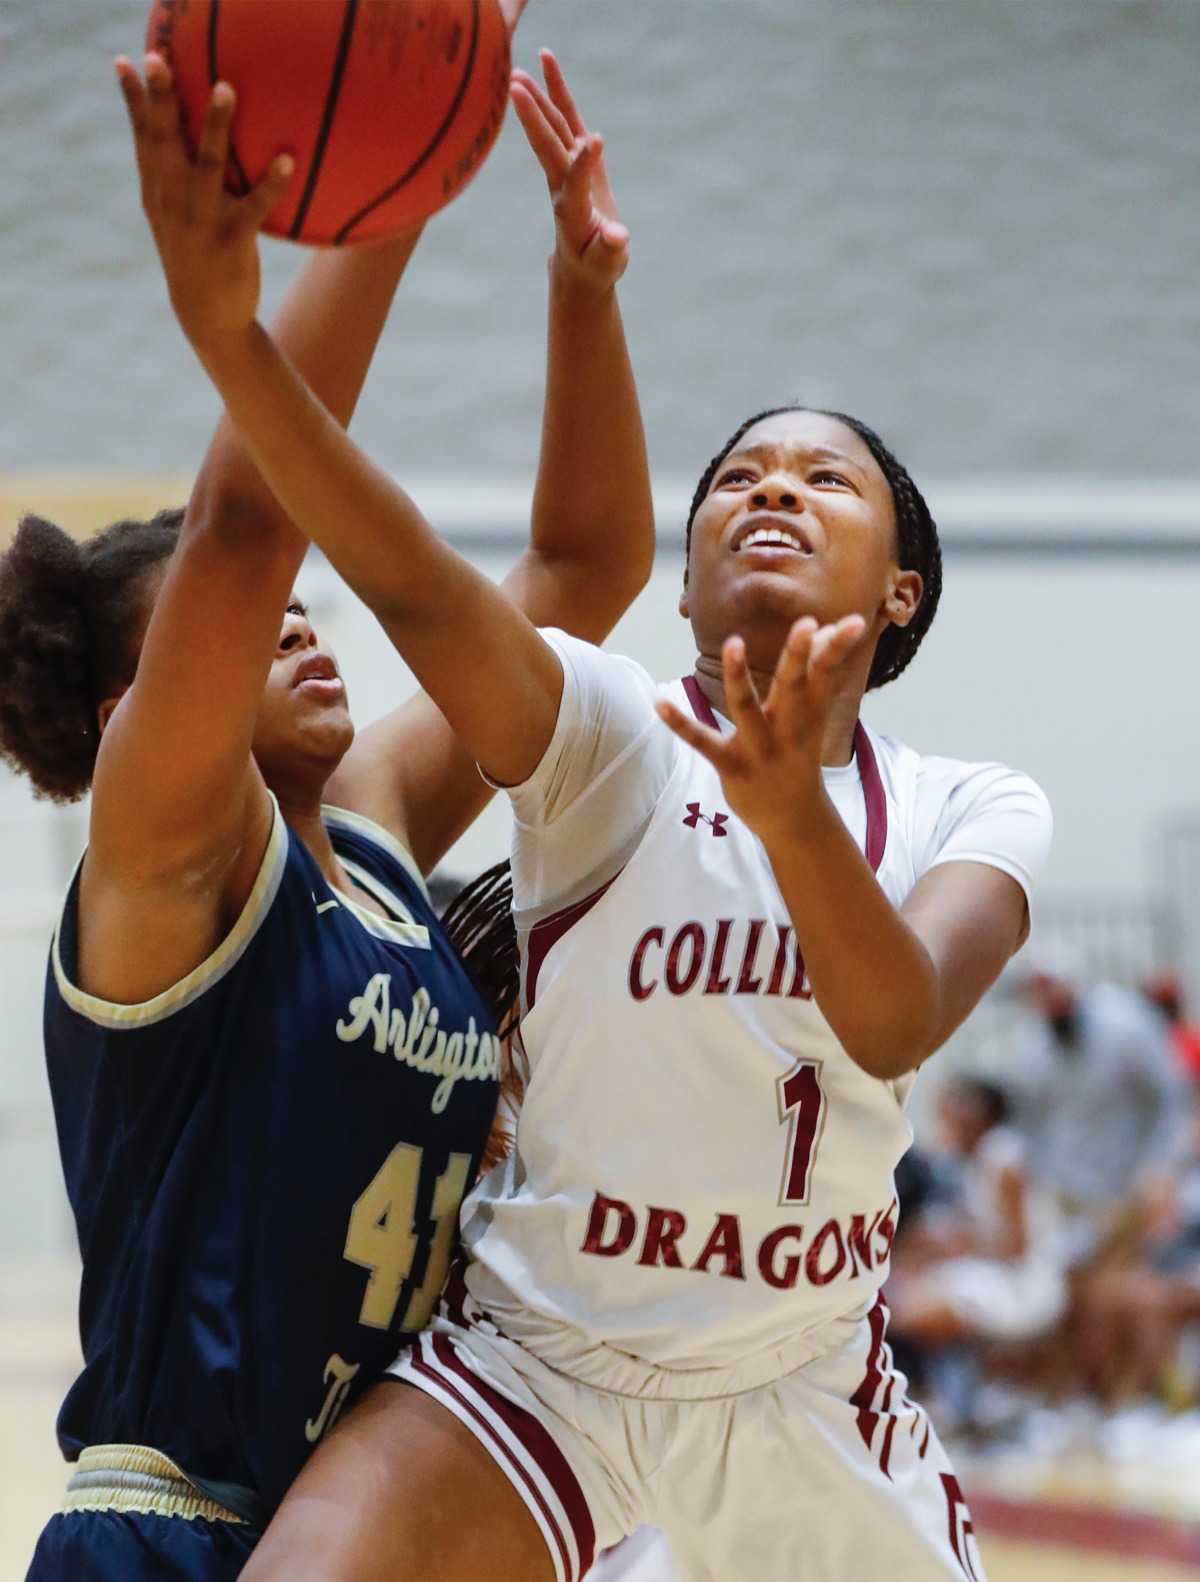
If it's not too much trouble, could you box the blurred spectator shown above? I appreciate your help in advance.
[889,1080,1066,1349]
[1007,943,1190,1269]
[1143,971,1200,1080]
[1074,1079,1200,1410]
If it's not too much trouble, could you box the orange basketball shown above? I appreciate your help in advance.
[146,0,511,245]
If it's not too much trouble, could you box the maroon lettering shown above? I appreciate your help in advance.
[779,1061,825,1204]
[665,923,706,995]
[628,928,664,1001]
[765,924,792,996]
[581,1193,637,1257]
[692,1213,746,1280]
[805,1218,847,1286]
[703,919,735,995]
[787,940,813,1000]
[638,1206,688,1269]
[757,1224,805,1290]
[735,919,766,995]
[846,1210,884,1278]
[874,1198,898,1264]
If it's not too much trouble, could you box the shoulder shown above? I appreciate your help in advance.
[912,748,1052,829]
[877,732,1052,888]
[539,627,661,710]
[49,799,297,1033]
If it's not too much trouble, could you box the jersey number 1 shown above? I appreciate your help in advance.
[344,1144,473,1333]
[778,1060,826,1206]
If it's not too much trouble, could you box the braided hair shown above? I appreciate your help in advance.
[685,406,942,690]
[0,508,183,801]
[438,860,522,1173]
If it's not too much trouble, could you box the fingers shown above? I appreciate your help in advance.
[539,48,588,140]
[238,153,295,233]
[767,614,866,729]
[765,617,817,715]
[193,81,236,215]
[511,66,573,152]
[143,52,189,170]
[557,135,604,229]
[114,57,152,188]
[510,75,572,184]
[809,614,867,680]
[720,637,774,757]
[115,56,150,142]
[655,700,728,770]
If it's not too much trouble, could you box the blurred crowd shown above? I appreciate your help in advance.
[888,950,1200,1464]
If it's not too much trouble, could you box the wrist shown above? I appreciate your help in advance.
[190,318,262,377]
[757,774,837,863]
[547,250,618,300]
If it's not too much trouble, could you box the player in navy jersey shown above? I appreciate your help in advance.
[0,25,652,1582]
[129,33,1057,1582]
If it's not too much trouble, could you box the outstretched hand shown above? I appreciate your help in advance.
[511,49,629,290]
[657,616,868,849]
[116,54,294,355]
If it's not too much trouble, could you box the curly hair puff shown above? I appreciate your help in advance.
[0,507,183,802]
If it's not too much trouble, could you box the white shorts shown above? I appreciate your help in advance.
[388,1268,986,1582]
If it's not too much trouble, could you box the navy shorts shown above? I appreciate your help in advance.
[26,1508,259,1581]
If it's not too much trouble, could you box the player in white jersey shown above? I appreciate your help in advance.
[147,44,1053,1582]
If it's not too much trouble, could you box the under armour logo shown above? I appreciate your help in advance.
[683,802,729,837]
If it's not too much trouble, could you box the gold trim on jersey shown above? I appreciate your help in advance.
[50,799,289,1030]
[61,1444,246,1524]
[334,858,431,950]
[320,804,429,900]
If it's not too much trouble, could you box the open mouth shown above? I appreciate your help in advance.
[733,515,814,556]
[294,655,345,697]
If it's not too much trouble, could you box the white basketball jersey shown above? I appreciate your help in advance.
[464,636,1051,1399]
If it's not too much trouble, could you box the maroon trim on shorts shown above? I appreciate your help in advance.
[431,1336,597,1579]
[850,1297,888,1451]
[523,873,622,1011]
[408,1345,576,1581]
[941,1474,983,1582]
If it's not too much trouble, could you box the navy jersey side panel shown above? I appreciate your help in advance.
[45,803,500,1515]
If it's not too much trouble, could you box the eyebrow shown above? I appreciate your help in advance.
[726,441,865,473]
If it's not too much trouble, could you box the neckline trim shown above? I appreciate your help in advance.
[680,676,888,875]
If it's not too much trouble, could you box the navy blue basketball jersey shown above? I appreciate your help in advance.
[44,801,501,1515]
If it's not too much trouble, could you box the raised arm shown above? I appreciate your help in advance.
[127,53,649,828]
[658,623,1032,1081]
[82,64,422,1003]
[335,51,655,869]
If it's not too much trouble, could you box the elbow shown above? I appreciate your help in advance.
[598,531,656,621]
[838,994,945,1082]
[611,545,654,612]
[184,485,304,565]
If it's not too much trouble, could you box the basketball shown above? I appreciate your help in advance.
[145,0,511,245]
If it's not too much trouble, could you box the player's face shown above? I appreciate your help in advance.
[251,599,355,792]
[681,411,921,674]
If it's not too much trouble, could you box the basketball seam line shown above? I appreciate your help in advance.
[207,0,251,197]
[333,0,483,246]
[289,0,361,242]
